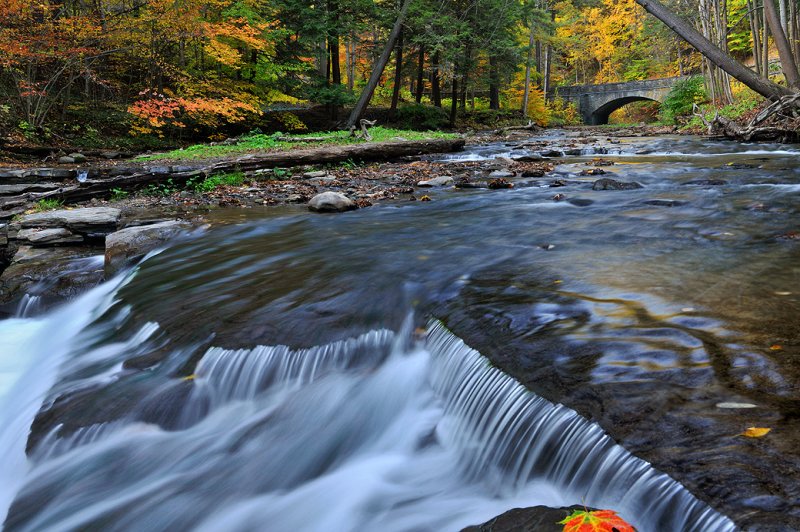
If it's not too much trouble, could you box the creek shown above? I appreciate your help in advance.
[0,131,798,530]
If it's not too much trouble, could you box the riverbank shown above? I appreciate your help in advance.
[1,130,799,529]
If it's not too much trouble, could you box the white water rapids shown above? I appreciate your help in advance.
[0,275,735,531]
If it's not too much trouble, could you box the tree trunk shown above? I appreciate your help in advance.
[346,0,413,128]
[489,56,500,110]
[450,70,459,127]
[522,24,536,116]
[390,29,404,115]
[431,51,442,107]
[633,0,794,98]
[763,0,800,87]
[415,45,425,103]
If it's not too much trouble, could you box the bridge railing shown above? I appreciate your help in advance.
[547,76,690,99]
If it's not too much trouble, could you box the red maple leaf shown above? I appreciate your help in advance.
[558,509,636,532]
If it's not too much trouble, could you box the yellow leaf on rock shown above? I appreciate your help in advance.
[741,427,771,438]
[770,345,783,351]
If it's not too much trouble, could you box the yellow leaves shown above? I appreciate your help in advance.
[204,40,243,69]
[740,427,771,438]
[769,344,783,351]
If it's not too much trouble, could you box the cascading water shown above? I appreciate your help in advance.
[3,132,797,529]
[1,278,734,531]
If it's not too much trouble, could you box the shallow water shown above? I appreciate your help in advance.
[1,132,798,530]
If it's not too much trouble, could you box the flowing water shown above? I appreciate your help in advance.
[0,132,798,530]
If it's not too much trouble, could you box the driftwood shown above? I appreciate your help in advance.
[495,121,541,135]
[349,119,378,141]
[693,94,800,141]
[0,138,466,218]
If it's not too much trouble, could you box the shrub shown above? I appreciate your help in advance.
[660,76,707,123]
[395,103,450,130]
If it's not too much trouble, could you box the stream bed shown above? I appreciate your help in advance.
[0,132,798,530]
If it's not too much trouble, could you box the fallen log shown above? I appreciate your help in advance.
[0,138,466,216]
[693,95,800,142]
[495,121,541,135]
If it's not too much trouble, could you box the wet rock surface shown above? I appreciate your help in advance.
[308,191,357,212]
[591,178,644,190]
[105,220,195,276]
[462,506,587,532]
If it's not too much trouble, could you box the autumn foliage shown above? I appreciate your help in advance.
[559,509,636,532]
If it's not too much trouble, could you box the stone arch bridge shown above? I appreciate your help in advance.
[548,77,688,125]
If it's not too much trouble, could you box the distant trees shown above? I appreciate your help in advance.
[2,0,798,137]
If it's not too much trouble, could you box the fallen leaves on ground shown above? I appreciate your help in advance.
[740,427,771,438]
[558,509,635,532]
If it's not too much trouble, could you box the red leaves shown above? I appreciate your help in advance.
[559,509,635,532]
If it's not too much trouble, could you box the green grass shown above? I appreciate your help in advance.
[33,198,63,212]
[137,127,458,162]
[187,171,246,193]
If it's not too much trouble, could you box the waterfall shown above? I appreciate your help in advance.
[4,313,735,531]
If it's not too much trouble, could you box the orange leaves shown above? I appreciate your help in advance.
[559,509,635,532]
[128,90,262,135]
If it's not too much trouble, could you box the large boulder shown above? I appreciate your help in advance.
[104,220,192,276]
[591,178,643,191]
[308,192,357,213]
[17,207,121,235]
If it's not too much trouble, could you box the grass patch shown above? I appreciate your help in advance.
[32,198,63,212]
[187,171,246,193]
[138,127,458,162]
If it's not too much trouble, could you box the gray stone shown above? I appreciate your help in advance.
[68,153,88,163]
[102,151,121,160]
[488,170,514,179]
[0,184,60,196]
[15,228,83,245]
[18,207,121,234]
[104,220,192,276]
[417,176,455,187]
[540,149,563,158]
[24,168,76,179]
[592,178,643,191]
[308,192,357,213]
[286,194,304,203]
[58,156,76,164]
[303,170,329,179]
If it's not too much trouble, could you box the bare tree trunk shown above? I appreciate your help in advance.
[522,24,536,116]
[489,56,500,110]
[431,51,442,107]
[747,0,763,76]
[450,70,459,127]
[390,28,404,115]
[634,0,794,98]
[763,0,800,87]
[346,0,412,128]
[415,45,425,103]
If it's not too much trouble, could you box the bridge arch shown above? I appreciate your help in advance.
[588,95,660,125]
[549,77,686,125]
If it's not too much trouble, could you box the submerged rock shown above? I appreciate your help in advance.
[683,178,727,186]
[591,178,643,190]
[308,192,357,213]
[104,220,193,276]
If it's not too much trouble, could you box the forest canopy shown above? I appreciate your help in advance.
[1,0,797,141]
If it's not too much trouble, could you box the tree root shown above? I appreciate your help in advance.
[693,93,800,142]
